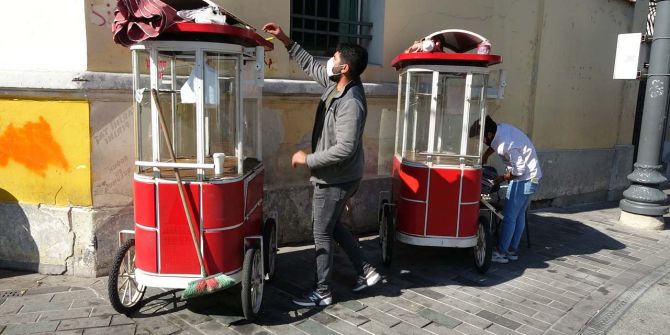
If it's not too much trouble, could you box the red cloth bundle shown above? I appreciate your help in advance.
[112,0,184,47]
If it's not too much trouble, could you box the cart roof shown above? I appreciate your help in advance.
[392,29,501,69]
[159,22,274,51]
[391,53,501,69]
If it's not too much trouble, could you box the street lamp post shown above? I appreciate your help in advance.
[620,0,670,229]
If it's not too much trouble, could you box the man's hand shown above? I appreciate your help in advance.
[494,171,513,185]
[291,150,308,168]
[262,22,291,47]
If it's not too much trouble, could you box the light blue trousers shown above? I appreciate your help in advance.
[499,179,539,253]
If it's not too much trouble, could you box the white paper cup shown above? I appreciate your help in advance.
[213,153,225,175]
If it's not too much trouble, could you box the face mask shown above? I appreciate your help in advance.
[326,57,343,82]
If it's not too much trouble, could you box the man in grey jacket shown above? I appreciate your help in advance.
[263,22,380,307]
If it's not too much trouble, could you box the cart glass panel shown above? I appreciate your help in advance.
[395,73,406,157]
[133,49,152,174]
[243,98,260,170]
[153,51,198,179]
[403,72,433,160]
[434,72,467,164]
[466,73,489,160]
[205,52,239,179]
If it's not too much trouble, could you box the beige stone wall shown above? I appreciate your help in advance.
[82,0,639,153]
[261,94,396,186]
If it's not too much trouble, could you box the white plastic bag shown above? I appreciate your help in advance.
[177,6,227,25]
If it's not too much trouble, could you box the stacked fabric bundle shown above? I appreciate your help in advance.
[112,0,183,47]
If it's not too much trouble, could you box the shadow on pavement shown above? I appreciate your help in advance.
[130,204,627,327]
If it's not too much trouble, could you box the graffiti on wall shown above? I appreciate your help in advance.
[0,117,69,177]
[90,0,116,27]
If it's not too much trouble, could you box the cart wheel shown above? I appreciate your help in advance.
[263,218,278,281]
[241,247,264,321]
[473,216,493,274]
[108,239,146,315]
[379,203,395,266]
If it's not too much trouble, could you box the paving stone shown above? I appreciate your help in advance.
[459,287,537,317]
[405,293,454,315]
[358,306,401,327]
[516,325,545,335]
[455,322,489,335]
[2,320,59,335]
[294,319,339,335]
[20,301,72,313]
[24,286,71,296]
[444,307,491,329]
[418,307,463,329]
[501,310,551,331]
[70,299,109,309]
[385,306,432,328]
[359,319,403,335]
[135,318,182,335]
[475,310,521,330]
[89,306,118,318]
[390,321,434,334]
[57,316,112,331]
[51,330,84,334]
[50,290,99,302]
[487,323,524,335]
[412,287,446,300]
[0,303,22,315]
[576,268,612,281]
[0,312,39,325]
[311,312,369,335]
[110,314,134,326]
[338,300,366,312]
[532,311,562,325]
[389,297,428,313]
[195,320,238,335]
[323,304,370,326]
[260,324,308,335]
[423,322,464,335]
[82,324,136,335]
[38,308,93,321]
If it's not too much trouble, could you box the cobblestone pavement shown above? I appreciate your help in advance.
[1,203,669,335]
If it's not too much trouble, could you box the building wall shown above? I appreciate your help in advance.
[0,0,88,72]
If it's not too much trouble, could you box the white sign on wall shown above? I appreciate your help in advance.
[613,33,642,80]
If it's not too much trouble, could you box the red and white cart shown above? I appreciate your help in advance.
[108,23,276,320]
[378,30,503,274]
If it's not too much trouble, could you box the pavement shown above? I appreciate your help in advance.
[1,202,670,335]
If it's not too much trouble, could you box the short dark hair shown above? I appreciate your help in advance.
[468,115,498,138]
[337,43,368,78]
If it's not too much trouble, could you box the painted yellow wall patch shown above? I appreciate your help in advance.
[0,99,92,206]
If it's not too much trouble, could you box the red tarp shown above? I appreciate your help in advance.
[112,0,184,47]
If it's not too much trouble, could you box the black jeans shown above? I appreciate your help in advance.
[312,180,367,293]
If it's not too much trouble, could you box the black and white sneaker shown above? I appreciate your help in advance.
[292,290,332,307]
[352,266,381,292]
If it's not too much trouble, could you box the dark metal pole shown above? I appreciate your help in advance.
[621,0,670,217]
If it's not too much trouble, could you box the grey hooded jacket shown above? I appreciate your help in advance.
[288,43,367,185]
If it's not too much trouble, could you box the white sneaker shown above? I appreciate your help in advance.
[352,267,381,292]
[492,251,509,264]
[507,251,519,261]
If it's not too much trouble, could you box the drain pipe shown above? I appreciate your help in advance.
[620,0,670,229]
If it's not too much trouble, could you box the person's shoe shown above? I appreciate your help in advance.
[292,290,332,307]
[507,251,519,261]
[492,250,509,264]
[352,266,381,292]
